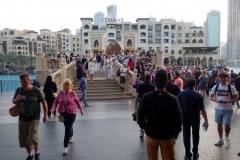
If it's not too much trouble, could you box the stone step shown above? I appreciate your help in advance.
[76,92,131,96]
[73,86,121,90]
[75,89,125,93]
[73,80,117,84]
[73,83,119,87]
[79,95,134,100]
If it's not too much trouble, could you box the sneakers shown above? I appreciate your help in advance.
[140,130,144,137]
[26,155,34,160]
[84,104,90,107]
[225,136,231,146]
[35,153,40,160]
[69,137,73,144]
[63,148,68,156]
[214,139,224,146]
[193,153,199,160]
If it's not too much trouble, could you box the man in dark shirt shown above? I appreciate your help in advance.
[234,72,240,107]
[135,74,155,137]
[166,73,181,97]
[195,68,201,91]
[138,70,182,160]
[96,53,102,71]
[177,78,208,160]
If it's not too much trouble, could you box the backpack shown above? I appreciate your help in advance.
[116,68,121,76]
[214,84,233,105]
[201,76,207,84]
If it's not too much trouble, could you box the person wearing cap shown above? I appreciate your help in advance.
[177,78,208,160]
[210,72,238,147]
[119,63,129,90]
[79,72,89,107]
[138,69,182,160]
[12,73,48,160]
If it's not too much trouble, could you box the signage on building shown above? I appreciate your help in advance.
[105,18,124,22]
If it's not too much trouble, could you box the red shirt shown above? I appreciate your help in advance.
[128,61,134,70]
[174,77,184,91]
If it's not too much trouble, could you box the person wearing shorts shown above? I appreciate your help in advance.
[12,73,48,160]
[210,72,237,147]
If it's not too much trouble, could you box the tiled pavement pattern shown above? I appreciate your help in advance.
[1,92,240,159]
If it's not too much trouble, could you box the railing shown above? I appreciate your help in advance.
[0,80,2,93]
[0,80,21,92]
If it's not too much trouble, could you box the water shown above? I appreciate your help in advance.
[0,74,36,92]
[228,66,240,73]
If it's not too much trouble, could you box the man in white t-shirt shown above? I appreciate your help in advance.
[210,72,237,146]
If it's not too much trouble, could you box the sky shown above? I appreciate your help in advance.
[0,0,227,42]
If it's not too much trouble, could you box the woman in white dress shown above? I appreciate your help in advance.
[104,55,112,79]
[88,58,95,83]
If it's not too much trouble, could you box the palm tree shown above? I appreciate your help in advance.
[61,28,71,33]
[3,52,17,70]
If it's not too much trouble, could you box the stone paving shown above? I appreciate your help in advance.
[1,92,240,160]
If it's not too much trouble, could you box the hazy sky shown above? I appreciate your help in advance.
[0,0,227,42]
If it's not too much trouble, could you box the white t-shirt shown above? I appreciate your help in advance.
[120,67,128,76]
[211,84,237,110]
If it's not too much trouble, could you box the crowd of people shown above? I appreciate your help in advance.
[134,64,240,159]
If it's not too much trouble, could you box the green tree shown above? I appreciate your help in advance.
[3,52,17,70]
[49,48,56,55]
[61,28,71,33]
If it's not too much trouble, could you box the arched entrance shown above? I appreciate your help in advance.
[177,57,183,65]
[209,57,213,66]
[195,57,200,66]
[202,57,207,66]
[164,58,169,65]
[106,40,121,55]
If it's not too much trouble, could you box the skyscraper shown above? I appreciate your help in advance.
[107,4,117,19]
[227,0,240,60]
[205,10,221,47]
[94,11,105,24]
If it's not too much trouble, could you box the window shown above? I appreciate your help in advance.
[178,33,182,37]
[73,38,75,41]
[155,32,161,37]
[4,32,7,35]
[10,31,14,35]
[140,39,146,43]
[84,25,90,29]
[85,50,89,54]
[164,39,169,43]
[108,33,114,37]
[132,25,137,30]
[140,32,146,37]
[116,31,121,38]
[185,39,189,43]
[171,40,175,43]
[84,40,88,44]
[155,39,161,43]
[178,26,182,30]
[38,44,41,47]
[116,25,122,30]
[124,24,130,30]
[148,39,153,43]
[101,26,106,30]
[171,33,175,38]
[155,24,161,31]
[140,25,146,29]
[127,39,132,46]
[73,48,75,52]
[77,38,79,42]
[148,25,153,31]
[148,32,153,38]
[84,32,88,37]
[185,33,189,37]
[77,43,79,47]
[198,39,203,43]
[77,48,79,51]
[164,25,169,29]
[171,50,174,54]
[171,25,176,29]
[192,39,197,43]
[73,44,75,47]
[93,26,98,30]
[178,50,182,54]
[165,49,169,53]
[164,32,169,36]
[177,39,182,43]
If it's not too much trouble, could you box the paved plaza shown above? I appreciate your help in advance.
[1,92,240,160]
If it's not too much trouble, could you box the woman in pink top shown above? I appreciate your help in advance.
[51,79,84,155]
[174,71,184,91]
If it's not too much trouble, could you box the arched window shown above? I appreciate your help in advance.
[108,33,114,37]
[127,39,132,47]
[198,39,203,43]
[140,32,146,37]
[193,31,197,37]
[178,50,182,54]
[164,25,169,29]
[94,40,99,47]
[23,52,25,55]
[192,39,197,43]
[84,32,88,37]
[66,39,69,42]
[84,25,89,29]
[199,31,203,37]
[171,50,175,54]
[18,46,21,49]
[140,25,146,29]
[18,51,21,54]
[46,36,49,39]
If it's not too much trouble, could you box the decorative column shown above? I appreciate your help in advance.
[35,52,46,87]
[156,51,164,67]
[35,52,44,71]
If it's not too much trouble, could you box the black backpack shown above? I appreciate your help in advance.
[116,68,121,76]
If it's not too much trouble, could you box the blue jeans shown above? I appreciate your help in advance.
[80,88,87,105]
[63,114,76,147]
[182,114,200,158]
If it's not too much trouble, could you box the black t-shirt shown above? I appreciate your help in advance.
[136,82,155,101]
[234,77,240,91]
[138,91,182,140]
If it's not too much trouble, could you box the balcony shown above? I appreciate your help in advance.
[155,42,161,44]
[116,37,121,41]
[184,52,217,54]
[148,41,154,44]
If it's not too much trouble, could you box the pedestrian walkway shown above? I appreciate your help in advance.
[1,92,240,159]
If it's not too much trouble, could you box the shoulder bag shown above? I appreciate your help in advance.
[57,91,71,122]
[9,87,22,117]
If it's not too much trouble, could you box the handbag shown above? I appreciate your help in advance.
[57,91,71,122]
[51,89,57,98]
[9,87,22,117]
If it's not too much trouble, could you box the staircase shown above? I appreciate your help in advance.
[73,71,134,100]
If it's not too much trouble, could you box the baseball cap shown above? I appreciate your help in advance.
[219,72,229,77]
